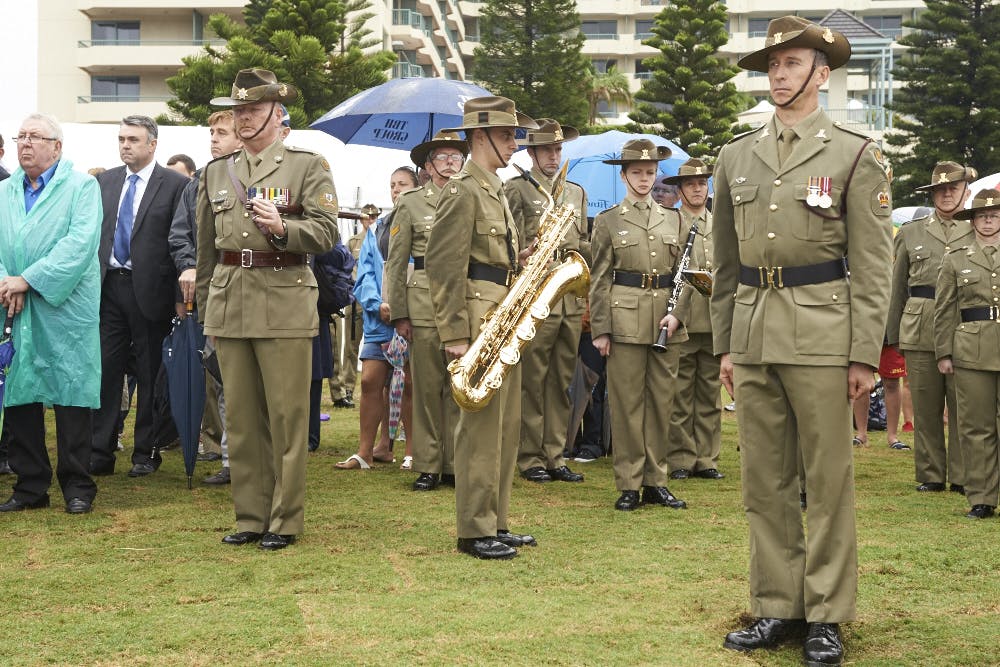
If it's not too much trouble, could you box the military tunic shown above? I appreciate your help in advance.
[196,139,338,536]
[590,197,690,491]
[386,184,456,477]
[887,212,972,486]
[504,169,590,471]
[425,159,522,539]
[934,241,1000,508]
[710,109,892,623]
[666,208,722,474]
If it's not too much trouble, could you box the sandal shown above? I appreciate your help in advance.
[889,441,912,451]
[335,454,371,470]
[852,436,868,448]
[400,455,413,470]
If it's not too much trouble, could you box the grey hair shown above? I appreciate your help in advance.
[814,49,829,68]
[121,115,158,142]
[22,113,64,143]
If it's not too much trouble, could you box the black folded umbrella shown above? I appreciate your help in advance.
[161,312,207,489]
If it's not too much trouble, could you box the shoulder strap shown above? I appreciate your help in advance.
[226,156,247,206]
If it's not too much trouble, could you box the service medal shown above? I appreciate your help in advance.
[817,177,833,209]
[806,176,821,207]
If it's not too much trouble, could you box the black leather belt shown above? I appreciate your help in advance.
[468,262,514,287]
[961,306,1000,322]
[612,270,673,289]
[739,258,846,288]
[412,256,424,270]
[108,268,132,277]
[218,249,307,268]
[909,285,935,299]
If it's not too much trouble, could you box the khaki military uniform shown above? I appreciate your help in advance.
[667,208,722,473]
[328,228,364,401]
[386,184,456,477]
[935,241,1000,508]
[710,109,893,622]
[426,160,522,539]
[196,139,338,536]
[504,169,590,472]
[590,198,690,491]
[887,212,972,486]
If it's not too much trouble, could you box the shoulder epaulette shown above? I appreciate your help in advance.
[947,244,971,255]
[728,126,763,144]
[596,205,617,216]
[908,212,933,224]
[831,121,874,142]
[398,185,425,200]
[206,150,240,166]
[284,144,320,155]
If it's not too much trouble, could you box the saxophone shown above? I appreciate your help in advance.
[449,163,591,412]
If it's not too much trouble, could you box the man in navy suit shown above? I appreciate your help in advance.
[90,115,188,477]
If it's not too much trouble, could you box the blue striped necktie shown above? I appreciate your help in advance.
[113,174,139,265]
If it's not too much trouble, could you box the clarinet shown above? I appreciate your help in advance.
[651,221,698,352]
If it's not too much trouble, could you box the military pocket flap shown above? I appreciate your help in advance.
[614,235,639,248]
[211,193,238,213]
[958,321,982,334]
[611,294,639,309]
[210,267,233,288]
[957,272,981,286]
[791,284,850,306]
[904,299,924,314]
[474,218,507,237]
[263,266,317,288]
[734,284,759,305]
[731,185,758,206]
[661,234,679,248]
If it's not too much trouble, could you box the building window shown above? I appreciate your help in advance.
[592,59,618,74]
[596,99,619,118]
[864,15,903,39]
[91,76,140,101]
[635,59,654,80]
[582,20,618,40]
[91,21,140,44]
[635,20,655,39]
[748,18,771,38]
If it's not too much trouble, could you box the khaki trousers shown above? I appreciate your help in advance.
[454,364,521,539]
[666,332,722,472]
[904,350,964,485]
[953,367,1000,507]
[410,324,456,476]
[518,305,582,471]
[217,337,311,536]
[607,341,678,491]
[200,375,223,456]
[734,362,857,623]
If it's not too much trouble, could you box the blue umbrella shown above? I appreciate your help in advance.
[562,130,690,220]
[0,315,14,431]
[162,311,207,489]
[310,78,493,150]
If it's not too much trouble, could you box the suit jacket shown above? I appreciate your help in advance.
[710,109,893,368]
[934,240,1000,370]
[887,211,973,350]
[97,163,189,321]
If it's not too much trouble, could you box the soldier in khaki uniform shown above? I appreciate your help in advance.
[662,158,724,481]
[195,69,338,550]
[425,97,539,560]
[887,162,975,493]
[387,131,467,491]
[589,138,690,512]
[935,189,1000,520]
[710,19,892,666]
[504,119,589,484]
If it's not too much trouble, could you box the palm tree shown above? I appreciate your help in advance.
[586,66,634,126]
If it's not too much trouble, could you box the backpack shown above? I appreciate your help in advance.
[314,241,356,316]
[867,379,887,431]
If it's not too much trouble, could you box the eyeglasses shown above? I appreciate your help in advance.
[432,154,464,164]
[975,213,1000,222]
[15,134,58,145]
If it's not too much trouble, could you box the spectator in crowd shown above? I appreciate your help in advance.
[329,213,370,409]
[0,133,9,181]
[0,113,102,514]
[652,176,680,209]
[165,154,196,179]
[89,115,189,478]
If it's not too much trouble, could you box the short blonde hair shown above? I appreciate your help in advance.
[207,110,235,127]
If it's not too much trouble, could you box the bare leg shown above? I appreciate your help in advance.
[349,359,391,465]
[401,362,414,459]
[902,377,914,424]
[884,378,901,444]
[852,392,869,446]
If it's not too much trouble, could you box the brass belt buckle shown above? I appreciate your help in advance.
[241,249,253,268]
[505,270,513,287]
[759,266,784,288]
[992,305,1000,320]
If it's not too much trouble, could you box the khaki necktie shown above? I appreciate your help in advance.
[986,245,997,267]
[778,128,797,167]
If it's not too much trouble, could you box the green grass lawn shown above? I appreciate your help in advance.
[2,402,998,666]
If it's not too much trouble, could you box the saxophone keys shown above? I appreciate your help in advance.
[529,303,550,320]
[516,321,536,341]
[499,347,520,366]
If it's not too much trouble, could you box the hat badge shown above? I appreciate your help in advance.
[987,198,995,206]
[822,28,835,44]
[938,172,949,184]
[554,129,563,141]
[773,32,783,44]
[236,88,248,100]
[694,167,703,175]
[278,84,288,96]
[641,149,650,159]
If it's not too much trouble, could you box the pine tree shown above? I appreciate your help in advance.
[162,0,395,126]
[886,0,1000,206]
[472,0,591,129]
[629,0,748,158]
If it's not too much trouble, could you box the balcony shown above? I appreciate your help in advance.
[77,1,245,19]
[75,95,172,123]
[77,39,224,70]
[584,33,620,40]
[392,62,424,78]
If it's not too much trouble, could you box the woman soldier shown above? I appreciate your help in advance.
[935,188,1000,519]
[589,138,691,511]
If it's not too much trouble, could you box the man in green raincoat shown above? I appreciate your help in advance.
[0,113,102,515]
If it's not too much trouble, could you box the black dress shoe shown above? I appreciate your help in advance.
[615,490,641,511]
[641,485,687,509]
[668,468,691,480]
[203,467,231,485]
[222,531,262,545]
[521,466,552,483]
[495,530,537,547]
[412,472,440,491]
[723,617,807,652]
[916,482,946,492]
[0,495,50,512]
[546,465,584,482]
[65,497,93,514]
[127,462,157,478]
[440,473,456,487]
[950,483,966,494]
[89,461,115,476]
[259,532,296,550]
[197,451,222,462]
[966,504,996,519]
[803,622,843,666]
[0,460,12,475]
[456,537,517,560]
[333,397,355,409]
[694,468,724,479]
